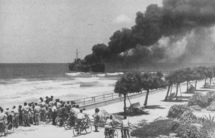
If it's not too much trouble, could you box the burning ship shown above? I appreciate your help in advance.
[70,0,215,72]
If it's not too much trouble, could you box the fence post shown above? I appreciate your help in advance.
[112,93,113,99]
[84,98,85,105]
[103,95,105,100]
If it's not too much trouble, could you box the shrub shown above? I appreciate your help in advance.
[175,111,215,138]
[207,101,215,111]
[206,91,215,104]
[178,111,198,125]
[167,105,191,119]
[202,121,215,138]
[176,111,208,138]
[131,119,179,138]
[188,92,209,108]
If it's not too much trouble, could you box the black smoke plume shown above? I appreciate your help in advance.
[71,0,215,72]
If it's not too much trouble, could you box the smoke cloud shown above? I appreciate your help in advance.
[80,0,215,69]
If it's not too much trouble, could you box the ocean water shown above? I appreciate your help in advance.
[0,64,123,108]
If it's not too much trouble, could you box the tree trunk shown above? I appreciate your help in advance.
[210,78,212,84]
[175,83,179,98]
[195,80,197,90]
[165,85,171,101]
[187,81,189,92]
[123,94,127,113]
[144,89,150,107]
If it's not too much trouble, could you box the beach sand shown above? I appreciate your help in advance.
[5,80,213,138]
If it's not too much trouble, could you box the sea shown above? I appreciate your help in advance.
[1,62,214,109]
[0,63,123,108]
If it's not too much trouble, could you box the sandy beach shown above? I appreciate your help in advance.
[4,80,211,138]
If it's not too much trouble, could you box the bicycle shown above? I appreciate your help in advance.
[73,114,92,136]
[0,121,8,136]
[55,115,67,127]
[105,126,118,138]
[64,114,76,130]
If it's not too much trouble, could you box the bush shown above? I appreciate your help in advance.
[167,105,191,119]
[202,121,215,138]
[188,93,209,108]
[206,101,215,111]
[131,119,179,138]
[175,111,215,138]
[176,111,208,138]
[205,91,215,104]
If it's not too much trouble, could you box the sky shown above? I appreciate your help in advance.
[0,0,162,63]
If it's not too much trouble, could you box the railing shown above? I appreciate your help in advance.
[72,92,140,106]
[73,93,119,106]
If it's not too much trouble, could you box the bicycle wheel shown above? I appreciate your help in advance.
[45,114,51,124]
[84,122,92,133]
[113,129,118,138]
[73,126,80,136]
[55,117,64,127]
[64,119,71,130]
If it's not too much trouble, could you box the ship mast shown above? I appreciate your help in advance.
[75,49,80,59]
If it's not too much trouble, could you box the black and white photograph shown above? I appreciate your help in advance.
[1,0,215,138]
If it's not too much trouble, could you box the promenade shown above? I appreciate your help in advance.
[6,80,207,138]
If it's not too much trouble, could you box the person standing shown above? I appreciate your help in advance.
[23,102,30,127]
[18,105,23,126]
[34,103,41,125]
[0,108,7,135]
[92,108,100,132]
[51,103,57,125]
[121,116,130,138]
[12,106,19,127]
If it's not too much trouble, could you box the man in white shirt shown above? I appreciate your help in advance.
[76,109,86,134]
[23,102,30,127]
[34,103,41,125]
[121,116,130,138]
[51,103,57,125]
[70,105,80,117]
[105,115,116,137]
[76,109,85,120]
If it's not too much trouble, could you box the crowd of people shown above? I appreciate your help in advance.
[0,95,131,138]
[0,96,82,133]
